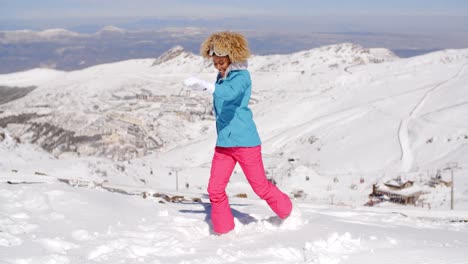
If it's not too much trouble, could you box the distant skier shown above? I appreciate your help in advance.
[183,31,293,235]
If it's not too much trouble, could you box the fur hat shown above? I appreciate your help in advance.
[200,31,250,63]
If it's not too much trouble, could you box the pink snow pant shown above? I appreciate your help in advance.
[208,145,292,234]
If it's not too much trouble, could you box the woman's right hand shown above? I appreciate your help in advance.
[183,77,215,93]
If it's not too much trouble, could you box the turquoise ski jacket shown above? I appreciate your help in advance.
[212,63,261,147]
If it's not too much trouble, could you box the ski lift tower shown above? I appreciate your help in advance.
[443,162,461,210]
[168,167,182,192]
[287,157,299,179]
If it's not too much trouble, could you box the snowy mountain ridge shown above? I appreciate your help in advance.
[0,28,84,43]
[148,43,398,74]
[0,43,398,160]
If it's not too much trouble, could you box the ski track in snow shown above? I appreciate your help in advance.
[398,62,468,172]
[1,181,467,264]
[398,119,414,172]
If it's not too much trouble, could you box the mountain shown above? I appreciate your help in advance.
[0,28,84,43]
[0,43,396,160]
[95,26,127,37]
[1,43,468,264]
[2,26,456,74]
[0,27,206,74]
[1,43,468,208]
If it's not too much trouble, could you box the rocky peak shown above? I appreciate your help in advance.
[152,46,187,66]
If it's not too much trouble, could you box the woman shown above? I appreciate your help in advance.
[184,31,293,235]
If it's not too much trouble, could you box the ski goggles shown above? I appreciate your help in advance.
[209,44,229,57]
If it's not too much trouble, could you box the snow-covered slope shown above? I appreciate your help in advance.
[1,43,468,263]
[0,43,396,160]
[1,176,467,264]
[1,43,468,208]
[0,68,65,86]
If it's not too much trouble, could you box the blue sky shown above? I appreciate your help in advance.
[0,0,467,36]
[1,0,468,19]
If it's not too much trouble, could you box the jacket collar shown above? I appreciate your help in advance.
[218,61,248,81]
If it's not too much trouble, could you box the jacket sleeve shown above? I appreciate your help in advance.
[213,73,249,101]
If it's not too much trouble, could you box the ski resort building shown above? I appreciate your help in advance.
[368,177,423,205]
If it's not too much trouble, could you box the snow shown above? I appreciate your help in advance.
[0,68,65,87]
[1,43,468,263]
[96,26,127,35]
[1,178,467,264]
[0,29,84,43]
[37,29,83,39]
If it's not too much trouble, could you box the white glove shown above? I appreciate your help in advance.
[183,77,215,93]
